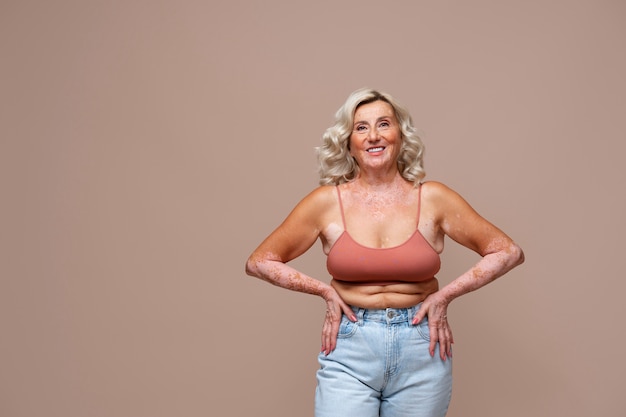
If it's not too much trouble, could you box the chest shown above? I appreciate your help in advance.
[326,202,441,253]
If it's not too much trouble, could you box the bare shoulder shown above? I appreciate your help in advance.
[283,185,339,230]
[296,185,337,213]
[420,181,471,211]
[304,185,337,203]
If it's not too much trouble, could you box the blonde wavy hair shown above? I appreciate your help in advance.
[316,88,426,186]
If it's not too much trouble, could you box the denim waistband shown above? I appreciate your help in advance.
[350,304,422,325]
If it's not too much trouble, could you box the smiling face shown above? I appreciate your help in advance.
[349,100,402,173]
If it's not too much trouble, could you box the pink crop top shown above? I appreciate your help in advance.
[326,184,441,285]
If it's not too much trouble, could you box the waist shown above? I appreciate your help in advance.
[334,279,412,286]
[349,304,422,324]
[331,277,438,309]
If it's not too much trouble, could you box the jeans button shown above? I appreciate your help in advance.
[387,310,395,318]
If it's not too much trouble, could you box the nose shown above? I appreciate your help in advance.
[367,126,380,141]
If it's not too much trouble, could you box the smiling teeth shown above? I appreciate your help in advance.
[367,147,384,152]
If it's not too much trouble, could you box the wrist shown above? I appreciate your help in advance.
[320,284,336,301]
[435,285,459,305]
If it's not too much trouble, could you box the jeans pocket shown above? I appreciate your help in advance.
[414,317,431,341]
[337,315,359,339]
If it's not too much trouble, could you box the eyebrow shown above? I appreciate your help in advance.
[353,116,393,125]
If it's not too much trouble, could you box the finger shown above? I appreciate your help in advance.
[412,311,424,325]
[322,323,333,355]
[341,304,357,322]
[328,323,338,353]
[429,338,438,358]
[439,326,449,361]
[321,312,333,354]
[436,316,449,360]
[412,303,428,325]
[446,319,454,358]
[445,325,453,358]
[440,319,454,360]
[429,321,439,357]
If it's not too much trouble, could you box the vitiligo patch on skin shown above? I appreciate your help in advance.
[247,251,329,296]
[339,181,422,237]
[345,180,416,205]
[440,242,523,301]
[321,222,344,254]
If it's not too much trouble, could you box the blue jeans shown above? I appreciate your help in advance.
[315,305,452,417]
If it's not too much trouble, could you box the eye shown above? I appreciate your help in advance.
[378,121,390,129]
[355,125,368,132]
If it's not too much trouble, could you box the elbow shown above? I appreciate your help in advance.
[510,243,525,267]
[245,255,261,277]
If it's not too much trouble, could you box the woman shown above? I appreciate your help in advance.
[245,88,524,417]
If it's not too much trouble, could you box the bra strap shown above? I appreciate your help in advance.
[416,182,423,226]
[336,186,347,228]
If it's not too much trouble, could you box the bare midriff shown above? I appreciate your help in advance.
[331,278,439,309]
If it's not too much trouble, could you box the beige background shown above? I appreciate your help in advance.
[2,1,625,416]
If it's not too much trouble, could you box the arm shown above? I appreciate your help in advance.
[412,182,525,359]
[245,187,355,355]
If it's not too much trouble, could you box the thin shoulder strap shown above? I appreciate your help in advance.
[335,186,347,228]
[416,182,423,227]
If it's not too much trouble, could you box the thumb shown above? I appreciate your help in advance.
[341,303,357,322]
[411,304,427,325]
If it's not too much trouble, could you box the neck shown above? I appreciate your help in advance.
[354,170,407,191]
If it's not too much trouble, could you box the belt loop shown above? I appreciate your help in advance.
[357,308,365,325]
[408,305,418,322]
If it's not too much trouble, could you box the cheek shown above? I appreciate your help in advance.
[392,130,402,144]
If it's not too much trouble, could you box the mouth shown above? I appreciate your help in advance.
[367,146,385,153]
